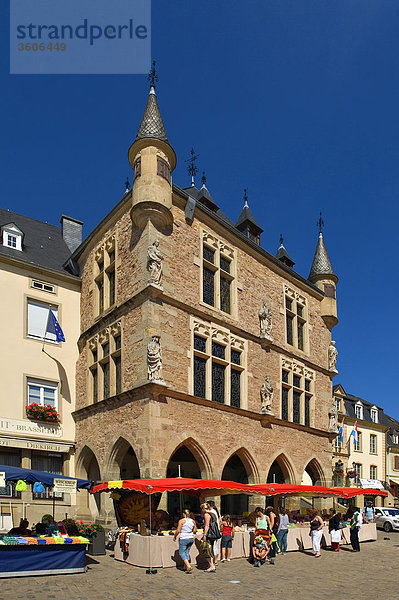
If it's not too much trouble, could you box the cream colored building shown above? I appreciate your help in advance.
[332,385,388,506]
[0,210,81,527]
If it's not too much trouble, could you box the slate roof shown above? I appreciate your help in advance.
[385,415,399,448]
[136,86,169,143]
[236,204,263,235]
[276,241,295,268]
[309,232,337,281]
[0,208,74,275]
[333,384,389,426]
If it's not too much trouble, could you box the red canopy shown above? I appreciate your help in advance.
[332,487,387,498]
[90,478,387,498]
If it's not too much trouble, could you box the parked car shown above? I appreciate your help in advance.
[374,508,399,532]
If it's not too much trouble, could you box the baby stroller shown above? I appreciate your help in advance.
[253,530,271,567]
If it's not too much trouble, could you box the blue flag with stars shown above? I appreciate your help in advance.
[46,310,65,342]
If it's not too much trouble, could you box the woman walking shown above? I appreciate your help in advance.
[328,508,341,552]
[265,506,278,564]
[173,509,197,573]
[201,503,220,572]
[309,510,324,558]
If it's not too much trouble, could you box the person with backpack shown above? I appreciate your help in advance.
[201,502,221,572]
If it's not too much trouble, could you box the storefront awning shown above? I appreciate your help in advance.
[0,464,91,490]
[389,476,399,486]
[91,478,388,497]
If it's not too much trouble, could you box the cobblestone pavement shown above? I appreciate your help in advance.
[3,531,398,600]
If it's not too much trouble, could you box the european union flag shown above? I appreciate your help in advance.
[46,310,65,342]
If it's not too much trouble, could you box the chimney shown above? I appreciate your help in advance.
[60,215,83,254]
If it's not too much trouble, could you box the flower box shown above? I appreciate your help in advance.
[26,403,60,423]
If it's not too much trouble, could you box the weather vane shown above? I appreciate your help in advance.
[201,171,207,187]
[279,234,284,246]
[317,212,324,233]
[125,177,130,192]
[185,148,199,186]
[148,60,158,87]
[243,188,248,207]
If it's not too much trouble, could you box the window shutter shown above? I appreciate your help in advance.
[27,300,57,341]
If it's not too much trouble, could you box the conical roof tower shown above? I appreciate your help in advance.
[235,190,263,245]
[128,62,176,229]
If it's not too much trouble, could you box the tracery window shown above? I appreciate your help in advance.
[201,232,235,315]
[284,286,307,351]
[95,236,117,316]
[281,358,314,426]
[192,319,246,408]
[89,322,122,403]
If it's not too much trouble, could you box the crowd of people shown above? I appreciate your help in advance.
[172,501,375,573]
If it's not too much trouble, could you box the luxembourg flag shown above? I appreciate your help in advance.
[350,421,358,445]
[339,418,345,444]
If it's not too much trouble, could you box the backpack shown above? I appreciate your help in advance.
[207,513,221,540]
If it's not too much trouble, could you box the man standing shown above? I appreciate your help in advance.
[350,507,363,552]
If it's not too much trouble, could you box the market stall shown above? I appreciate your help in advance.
[92,478,385,568]
[0,465,91,577]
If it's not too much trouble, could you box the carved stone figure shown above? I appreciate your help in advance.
[147,240,163,286]
[328,399,339,433]
[334,460,344,474]
[147,335,164,382]
[259,301,273,340]
[328,341,338,372]
[260,375,274,415]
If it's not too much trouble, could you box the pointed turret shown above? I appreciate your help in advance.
[309,232,337,282]
[129,62,176,229]
[236,190,263,245]
[275,235,295,268]
[309,215,338,330]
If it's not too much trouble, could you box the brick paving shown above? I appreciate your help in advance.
[2,531,398,600]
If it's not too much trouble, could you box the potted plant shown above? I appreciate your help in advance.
[78,521,106,555]
[26,403,60,423]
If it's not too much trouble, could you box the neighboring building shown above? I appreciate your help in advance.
[385,416,399,506]
[332,385,389,506]
[0,210,81,525]
[72,78,339,521]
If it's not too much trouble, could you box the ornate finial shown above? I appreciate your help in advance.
[244,188,248,207]
[201,171,207,187]
[125,177,130,192]
[185,147,199,187]
[279,234,284,246]
[317,212,324,234]
[148,60,158,88]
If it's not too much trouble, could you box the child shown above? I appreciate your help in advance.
[220,515,234,562]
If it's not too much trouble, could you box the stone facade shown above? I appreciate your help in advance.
[73,84,338,521]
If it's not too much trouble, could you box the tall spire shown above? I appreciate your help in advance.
[135,61,169,143]
[308,215,337,282]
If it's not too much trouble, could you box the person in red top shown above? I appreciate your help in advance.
[220,515,235,562]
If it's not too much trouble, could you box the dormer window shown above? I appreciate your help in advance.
[1,223,23,251]
[370,406,378,423]
[355,402,363,420]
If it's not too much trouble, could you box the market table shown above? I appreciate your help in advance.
[0,544,87,578]
[114,523,377,568]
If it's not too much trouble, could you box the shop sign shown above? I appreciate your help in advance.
[0,437,72,453]
[0,418,62,439]
[360,478,384,489]
[53,478,77,494]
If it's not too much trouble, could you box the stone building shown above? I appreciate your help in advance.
[0,210,81,525]
[72,80,339,520]
[331,385,389,506]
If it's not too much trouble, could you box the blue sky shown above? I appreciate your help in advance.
[1,1,398,418]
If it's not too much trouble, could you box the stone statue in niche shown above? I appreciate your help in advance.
[147,240,163,286]
[328,341,338,373]
[260,375,274,415]
[147,335,164,382]
[328,399,339,433]
[259,301,273,341]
